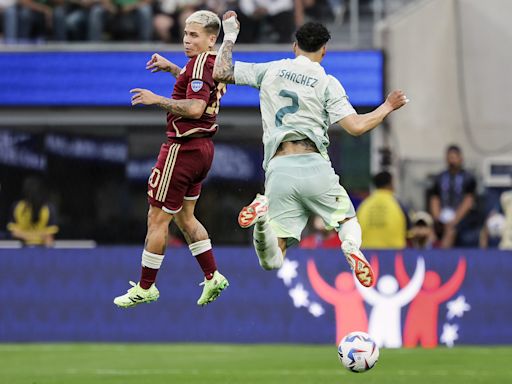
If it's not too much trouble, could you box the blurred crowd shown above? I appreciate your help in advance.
[301,145,512,251]
[0,0,346,44]
[4,144,512,249]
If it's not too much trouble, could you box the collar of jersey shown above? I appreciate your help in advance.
[295,55,321,66]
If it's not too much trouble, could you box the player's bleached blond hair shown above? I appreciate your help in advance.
[185,10,221,36]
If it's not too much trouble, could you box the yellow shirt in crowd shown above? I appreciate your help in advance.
[356,189,407,249]
[7,201,59,246]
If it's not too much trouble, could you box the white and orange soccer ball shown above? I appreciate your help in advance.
[337,331,379,373]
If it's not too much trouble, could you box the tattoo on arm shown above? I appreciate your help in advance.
[214,41,236,84]
[157,97,203,118]
[168,64,182,78]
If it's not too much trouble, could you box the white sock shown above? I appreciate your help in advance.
[338,217,362,248]
[253,218,283,270]
[141,249,165,269]
[188,239,211,256]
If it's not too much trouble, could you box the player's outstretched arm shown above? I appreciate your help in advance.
[337,90,409,136]
[130,88,206,119]
[213,11,240,84]
[146,53,182,78]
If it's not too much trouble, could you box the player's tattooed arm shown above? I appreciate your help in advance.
[130,88,206,118]
[167,63,182,78]
[156,98,207,119]
[213,41,236,84]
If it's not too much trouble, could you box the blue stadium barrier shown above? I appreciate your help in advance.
[0,247,510,346]
[0,51,383,107]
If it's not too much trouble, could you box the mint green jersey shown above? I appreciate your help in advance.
[234,55,356,170]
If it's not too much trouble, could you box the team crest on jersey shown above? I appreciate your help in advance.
[191,80,203,92]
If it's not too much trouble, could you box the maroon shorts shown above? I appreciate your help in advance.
[147,137,214,213]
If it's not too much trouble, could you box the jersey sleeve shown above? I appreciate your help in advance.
[325,75,356,124]
[234,61,273,89]
[185,53,215,102]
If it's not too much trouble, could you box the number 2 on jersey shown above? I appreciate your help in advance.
[275,90,299,127]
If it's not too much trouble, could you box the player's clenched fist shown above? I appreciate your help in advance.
[385,90,410,111]
[146,53,172,73]
[222,11,240,43]
[130,88,161,106]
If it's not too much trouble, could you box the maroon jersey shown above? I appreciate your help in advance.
[167,52,226,138]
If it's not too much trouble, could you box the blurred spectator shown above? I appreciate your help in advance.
[64,0,103,41]
[111,0,153,41]
[7,177,59,247]
[19,0,67,41]
[479,210,505,249]
[429,145,479,248]
[357,171,408,249]
[204,0,227,14]
[236,0,297,43]
[326,0,345,23]
[300,0,340,24]
[153,0,177,42]
[85,0,152,41]
[0,0,18,42]
[408,211,438,249]
[299,215,341,249]
[499,190,512,249]
[153,0,204,43]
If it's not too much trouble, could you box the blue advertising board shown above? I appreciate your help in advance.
[1,248,510,345]
[0,51,383,107]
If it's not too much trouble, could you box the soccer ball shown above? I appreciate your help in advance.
[337,331,379,373]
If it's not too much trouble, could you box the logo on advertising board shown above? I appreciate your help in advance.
[277,252,468,348]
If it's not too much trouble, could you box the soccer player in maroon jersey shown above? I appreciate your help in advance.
[114,10,229,308]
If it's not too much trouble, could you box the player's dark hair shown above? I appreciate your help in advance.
[295,22,331,52]
[373,171,393,189]
[446,144,461,154]
[204,20,220,36]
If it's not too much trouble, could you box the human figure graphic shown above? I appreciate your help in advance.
[356,257,425,348]
[307,258,373,344]
[395,254,466,348]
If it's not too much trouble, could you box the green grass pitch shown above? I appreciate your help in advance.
[0,344,510,384]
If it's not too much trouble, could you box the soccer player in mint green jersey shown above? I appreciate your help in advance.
[213,12,409,288]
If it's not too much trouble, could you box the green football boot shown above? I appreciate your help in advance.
[197,271,229,306]
[113,281,160,308]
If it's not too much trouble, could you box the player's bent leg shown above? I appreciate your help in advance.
[252,214,284,271]
[256,238,283,270]
[239,195,291,270]
[175,199,229,306]
[339,217,375,288]
[113,205,172,308]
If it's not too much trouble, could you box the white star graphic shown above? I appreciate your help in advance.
[288,283,310,308]
[277,259,299,286]
[308,302,325,317]
[440,323,459,347]
[446,295,471,320]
